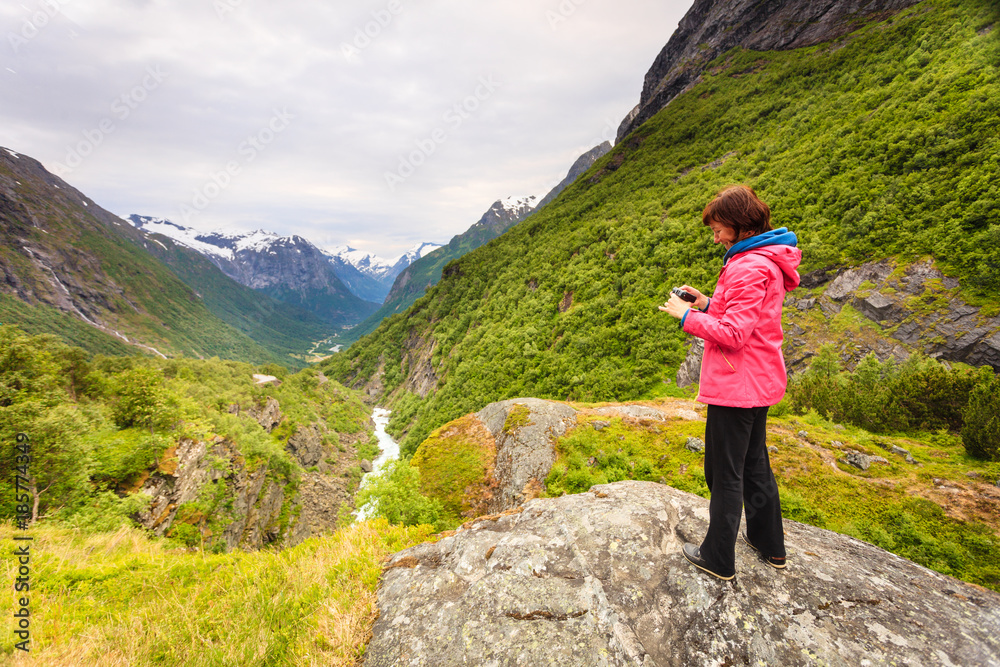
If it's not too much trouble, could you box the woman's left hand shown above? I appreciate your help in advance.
[658,294,691,320]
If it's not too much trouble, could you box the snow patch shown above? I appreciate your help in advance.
[4,148,19,159]
[127,214,237,261]
[499,194,537,212]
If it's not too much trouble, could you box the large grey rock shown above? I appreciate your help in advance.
[286,423,326,467]
[675,338,703,388]
[366,481,1000,666]
[476,398,579,514]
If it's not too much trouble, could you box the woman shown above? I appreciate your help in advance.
[660,185,801,580]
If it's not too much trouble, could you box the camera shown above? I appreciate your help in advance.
[671,287,696,303]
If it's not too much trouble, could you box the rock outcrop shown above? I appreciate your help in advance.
[618,0,923,141]
[475,398,579,514]
[422,398,703,516]
[138,395,370,550]
[366,480,1000,666]
[783,259,1000,372]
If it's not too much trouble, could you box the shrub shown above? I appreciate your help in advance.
[355,459,449,530]
[962,369,1000,461]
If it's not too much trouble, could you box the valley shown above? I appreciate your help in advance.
[1,0,999,664]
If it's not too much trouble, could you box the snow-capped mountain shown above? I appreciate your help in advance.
[328,241,442,279]
[125,215,379,325]
[325,241,443,303]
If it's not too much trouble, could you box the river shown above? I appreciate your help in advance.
[354,407,400,521]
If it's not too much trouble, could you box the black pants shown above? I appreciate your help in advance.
[699,404,785,576]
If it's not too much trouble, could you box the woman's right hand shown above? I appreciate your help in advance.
[680,285,709,311]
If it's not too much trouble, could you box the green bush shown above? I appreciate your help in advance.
[962,369,1000,461]
[788,348,983,436]
[55,490,153,532]
[355,459,450,530]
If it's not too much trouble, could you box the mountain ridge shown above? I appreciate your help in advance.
[343,143,613,342]
[127,215,379,327]
[617,0,926,141]
[325,0,1000,455]
[0,148,309,364]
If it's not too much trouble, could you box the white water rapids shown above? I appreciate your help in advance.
[354,407,400,521]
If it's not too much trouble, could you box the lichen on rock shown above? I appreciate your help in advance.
[365,481,1000,666]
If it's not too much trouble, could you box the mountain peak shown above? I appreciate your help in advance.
[498,195,537,213]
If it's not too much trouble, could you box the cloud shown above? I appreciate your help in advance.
[0,0,691,257]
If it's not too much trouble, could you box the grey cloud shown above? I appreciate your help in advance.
[1,0,692,257]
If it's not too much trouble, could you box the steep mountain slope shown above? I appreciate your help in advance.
[617,0,925,140]
[0,149,299,364]
[325,0,1000,454]
[344,196,538,341]
[130,227,335,366]
[327,242,442,304]
[345,144,614,342]
[128,216,379,327]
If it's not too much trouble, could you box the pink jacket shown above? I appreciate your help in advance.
[682,245,802,407]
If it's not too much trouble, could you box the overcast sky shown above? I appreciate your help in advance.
[1,0,691,259]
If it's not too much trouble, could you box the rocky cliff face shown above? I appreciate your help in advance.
[366,480,1000,666]
[137,394,368,550]
[618,0,924,141]
[782,258,1000,373]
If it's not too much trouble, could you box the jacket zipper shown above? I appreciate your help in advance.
[721,353,736,372]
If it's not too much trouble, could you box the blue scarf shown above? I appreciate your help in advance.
[723,227,798,265]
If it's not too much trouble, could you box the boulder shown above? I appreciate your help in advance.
[286,424,326,468]
[476,398,579,514]
[685,437,705,453]
[675,338,703,388]
[366,481,1000,666]
[246,396,283,433]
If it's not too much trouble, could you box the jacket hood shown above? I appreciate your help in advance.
[723,227,798,264]
[724,228,802,291]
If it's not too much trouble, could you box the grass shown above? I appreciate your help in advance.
[411,413,497,518]
[0,520,436,666]
[543,400,1000,591]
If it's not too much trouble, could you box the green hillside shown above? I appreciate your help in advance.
[0,151,315,366]
[325,0,1000,454]
[347,223,522,342]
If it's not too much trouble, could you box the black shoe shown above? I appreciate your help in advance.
[682,543,735,580]
[741,531,786,569]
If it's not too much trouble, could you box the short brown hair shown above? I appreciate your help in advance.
[702,185,772,240]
